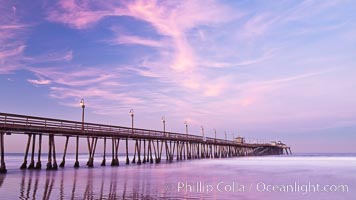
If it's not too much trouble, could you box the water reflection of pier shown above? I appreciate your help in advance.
[16,169,165,199]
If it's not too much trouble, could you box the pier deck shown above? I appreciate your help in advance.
[0,112,291,173]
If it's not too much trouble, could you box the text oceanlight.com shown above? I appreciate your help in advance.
[175,181,349,195]
[256,181,349,195]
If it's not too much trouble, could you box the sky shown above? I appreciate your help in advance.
[1,0,356,153]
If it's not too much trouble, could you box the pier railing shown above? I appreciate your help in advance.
[0,112,274,147]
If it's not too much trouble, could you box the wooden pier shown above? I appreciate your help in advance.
[0,112,291,173]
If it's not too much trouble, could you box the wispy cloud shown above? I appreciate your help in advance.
[0,45,26,60]
[46,0,116,29]
[249,70,335,86]
[199,48,276,68]
[283,0,345,23]
[110,35,164,48]
[46,0,236,89]
[242,13,278,38]
[0,2,29,74]
[28,67,116,87]
[28,79,51,85]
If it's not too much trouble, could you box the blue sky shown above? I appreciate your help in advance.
[1,0,356,153]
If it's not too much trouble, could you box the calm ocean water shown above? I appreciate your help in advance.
[0,153,355,199]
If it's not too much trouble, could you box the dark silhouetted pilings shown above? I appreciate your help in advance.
[111,138,119,166]
[143,139,146,163]
[87,137,98,167]
[0,112,291,173]
[74,136,79,168]
[101,137,106,166]
[137,139,141,165]
[28,134,36,169]
[46,134,58,170]
[60,136,69,168]
[20,134,31,169]
[147,140,153,163]
[125,137,129,164]
[35,134,42,169]
[0,132,6,173]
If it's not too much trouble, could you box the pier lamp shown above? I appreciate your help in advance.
[162,116,166,137]
[214,129,216,141]
[184,121,188,138]
[129,109,134,134]
[80,99,85,131]
[224,131,227,140]
[201,126,205,141]
[74,98,85,168]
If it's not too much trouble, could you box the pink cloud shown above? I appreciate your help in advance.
[0,36,26,74]
[0,45,25,60]
[199,48,276,68]
[27,50,74,64]
[201,69,356,134]
[0,2,31,73]
[243,13,275,37]
[0,24,29,30]
[46,0,234,90]
[111,35,163,47]
[12,6,16,14]
[27,79,51,85]
[25,66,152,114]
[46,0,117,29]
[28,67,116,87]
[121,0,232,73]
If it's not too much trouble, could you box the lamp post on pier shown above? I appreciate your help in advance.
[184,121,188,138]
[162,116,166,136]
[74,99,85,168]
[214,129,216,141]
[162,116,169,161]
[213,128,217,158]
[80,99,85,131]
[126,109,134,164]
[129,109,134,134]
[224,131,227,141]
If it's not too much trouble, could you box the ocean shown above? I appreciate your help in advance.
[0,153,355,199]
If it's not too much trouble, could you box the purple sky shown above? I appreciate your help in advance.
[1,0,356,153]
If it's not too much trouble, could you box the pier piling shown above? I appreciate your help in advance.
[28,134,36,169]
[0,132,6,173]
[101,137,106,166]
[125,138,129,165]
[20,134,32,169]
[74,136,79,168]
[35,134,42,169]
[132,139,137,164]
[60,136,69,168]
[137,139,141,165]
[52,135,58,170]
[143,139,146,164]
